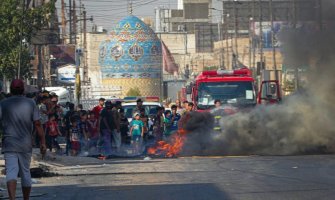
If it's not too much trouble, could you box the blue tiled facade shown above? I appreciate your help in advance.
[99,15,162,79]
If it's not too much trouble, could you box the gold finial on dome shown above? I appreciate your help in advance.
[128,0,133,15]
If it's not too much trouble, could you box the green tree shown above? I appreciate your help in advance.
[126,87,142,97]
[0,0,55,79]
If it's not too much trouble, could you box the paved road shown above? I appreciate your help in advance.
[14,154,335,200]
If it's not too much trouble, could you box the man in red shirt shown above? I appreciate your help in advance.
[92,98,105,118]
[92,98,105,145]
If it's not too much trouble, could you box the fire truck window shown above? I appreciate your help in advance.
[198,82,254,107]
[199,97,209,105]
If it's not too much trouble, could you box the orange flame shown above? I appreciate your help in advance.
[148,129,187,158]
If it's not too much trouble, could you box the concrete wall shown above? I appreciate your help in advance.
[86,33,106,88]
[160,32,218,75]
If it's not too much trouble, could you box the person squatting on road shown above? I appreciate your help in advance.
[0,79,46,200]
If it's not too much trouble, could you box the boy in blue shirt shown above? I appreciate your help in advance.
[130,113,144,151]
[169,105,181,134]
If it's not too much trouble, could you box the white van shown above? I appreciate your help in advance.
[122,102,162,121]
[44,87,73,105]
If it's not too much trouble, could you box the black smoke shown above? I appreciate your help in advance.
[181,0,335,156]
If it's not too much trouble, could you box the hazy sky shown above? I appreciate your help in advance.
[56,0,222,31]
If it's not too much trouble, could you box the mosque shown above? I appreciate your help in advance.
[97,15,162,97]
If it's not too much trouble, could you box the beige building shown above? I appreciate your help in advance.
[213,37,283,82]
[159,32,218,77]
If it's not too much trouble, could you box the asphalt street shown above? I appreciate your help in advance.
[5,154,335,200]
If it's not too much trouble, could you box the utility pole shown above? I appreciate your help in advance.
[248,1,253,70]
[225,14,230,69]
[37,45,43,89]
[258,0,264,73]
[292,0,299,91]
[83,8,88,84]
[184,24,187,55]
[73,0,77,45]
[269,0,278,81]
[219,13,225,69]
[233,0,239,67]
[222,1,230,69]
[18,0,26,78]
[69,0,72,44]
[61,0,66,44]
[252,0,256,75]
[79,0,83,48]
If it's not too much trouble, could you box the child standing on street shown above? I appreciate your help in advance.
[70,117,80,156]
[129,113,144,151]
[79,111,89,155]
[163,110,173,140]
[87,111,99,152]
[139,108,149,142]
[45,114,62,153]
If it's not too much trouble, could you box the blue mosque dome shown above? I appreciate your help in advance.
[99,15,162,80]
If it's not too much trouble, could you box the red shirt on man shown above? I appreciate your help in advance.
[92,105,103,118]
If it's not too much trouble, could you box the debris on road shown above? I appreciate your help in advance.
[143,156,152,161]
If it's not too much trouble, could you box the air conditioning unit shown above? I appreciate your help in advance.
[178,25,185,32]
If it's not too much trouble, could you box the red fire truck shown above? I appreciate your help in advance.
[187,68,281,112]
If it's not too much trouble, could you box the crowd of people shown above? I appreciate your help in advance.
[0,86,215,157]
[20,90,197,157]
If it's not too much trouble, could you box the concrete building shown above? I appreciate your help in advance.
[213,0,328,71]
[154,0,220,75]
[155,0,212,33]
[220,0,322,33]
[159,32,217,75]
